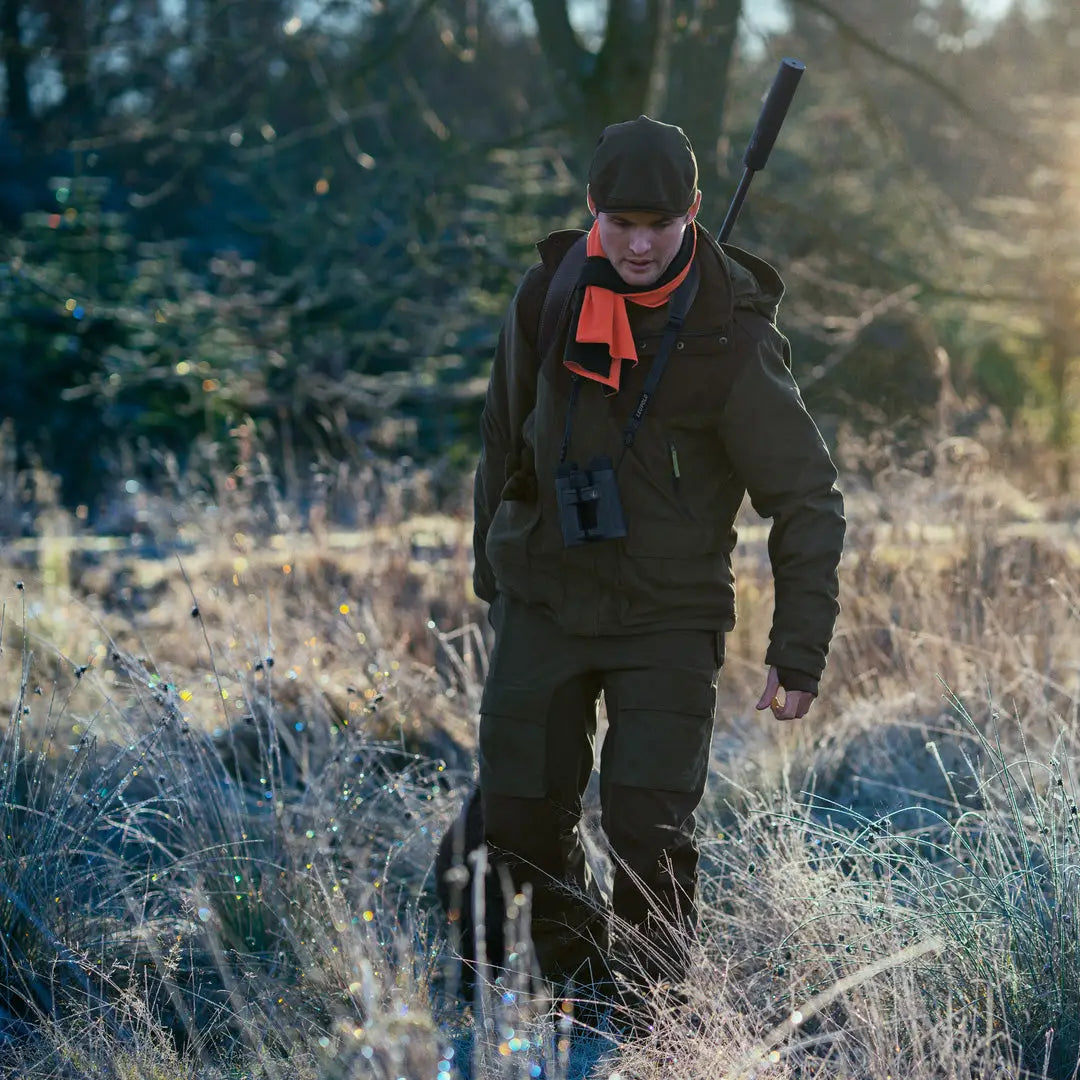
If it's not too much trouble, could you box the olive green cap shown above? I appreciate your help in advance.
[587,115,698,216]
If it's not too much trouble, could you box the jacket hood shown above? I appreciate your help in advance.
[715,240,785,323]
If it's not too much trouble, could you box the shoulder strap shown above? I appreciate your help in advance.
[618,260,700,453]
[537,234,589,364]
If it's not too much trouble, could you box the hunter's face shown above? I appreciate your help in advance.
[595,207,695,288]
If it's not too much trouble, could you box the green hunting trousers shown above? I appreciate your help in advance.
[478,592,722,994]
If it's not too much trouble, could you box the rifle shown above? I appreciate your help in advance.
[718,57,805,243]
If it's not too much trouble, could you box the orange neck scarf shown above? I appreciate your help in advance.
[565,220,697,392]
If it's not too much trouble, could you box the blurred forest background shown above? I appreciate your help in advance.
[1,0,1079,532]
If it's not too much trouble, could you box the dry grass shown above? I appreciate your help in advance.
[2,443,1080,1078]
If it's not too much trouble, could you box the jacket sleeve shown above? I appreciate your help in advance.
[718,319,846,687]
[472,268,545,603]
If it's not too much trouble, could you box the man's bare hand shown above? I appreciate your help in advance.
[755,666,815,721]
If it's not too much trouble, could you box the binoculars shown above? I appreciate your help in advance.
[554,455,627,547]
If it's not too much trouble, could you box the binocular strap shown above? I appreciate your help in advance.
[557,260,700,470]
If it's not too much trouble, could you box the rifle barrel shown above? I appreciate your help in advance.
[717,57,805,244]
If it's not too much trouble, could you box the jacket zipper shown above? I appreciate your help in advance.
[666,436,694,520]
[667,438,682,492]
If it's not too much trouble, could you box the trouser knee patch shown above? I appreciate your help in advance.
[479,681,550,798]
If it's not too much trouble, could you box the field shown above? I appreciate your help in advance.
[2,440,1080,1079]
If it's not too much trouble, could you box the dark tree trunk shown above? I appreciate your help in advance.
[1,0,35,141]
[531,0,665,158]
[529,0,741,174]
[662,0,741,182]
[41,0,94,141]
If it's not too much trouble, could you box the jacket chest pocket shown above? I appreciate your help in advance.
[662,417,730,493]
[632,327,737,414]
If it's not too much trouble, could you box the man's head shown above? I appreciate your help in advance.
[586,115,701,287]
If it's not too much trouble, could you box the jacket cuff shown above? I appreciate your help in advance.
[777,666,819,695]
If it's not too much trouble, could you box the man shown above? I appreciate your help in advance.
[459,116,844,1024]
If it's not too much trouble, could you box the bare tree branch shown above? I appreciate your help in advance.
[792,0,1044,159]
[753,190,1040,309]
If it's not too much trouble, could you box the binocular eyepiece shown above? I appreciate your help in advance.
[555,455,627,547]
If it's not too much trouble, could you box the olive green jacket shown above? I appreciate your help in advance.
[473,226,845,687]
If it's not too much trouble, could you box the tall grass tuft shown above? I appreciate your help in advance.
[0,579,459,1076]
[0,587,161,1048]
[657,687,1078,1078]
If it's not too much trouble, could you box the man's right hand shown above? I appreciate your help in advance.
[755,665,815,721]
